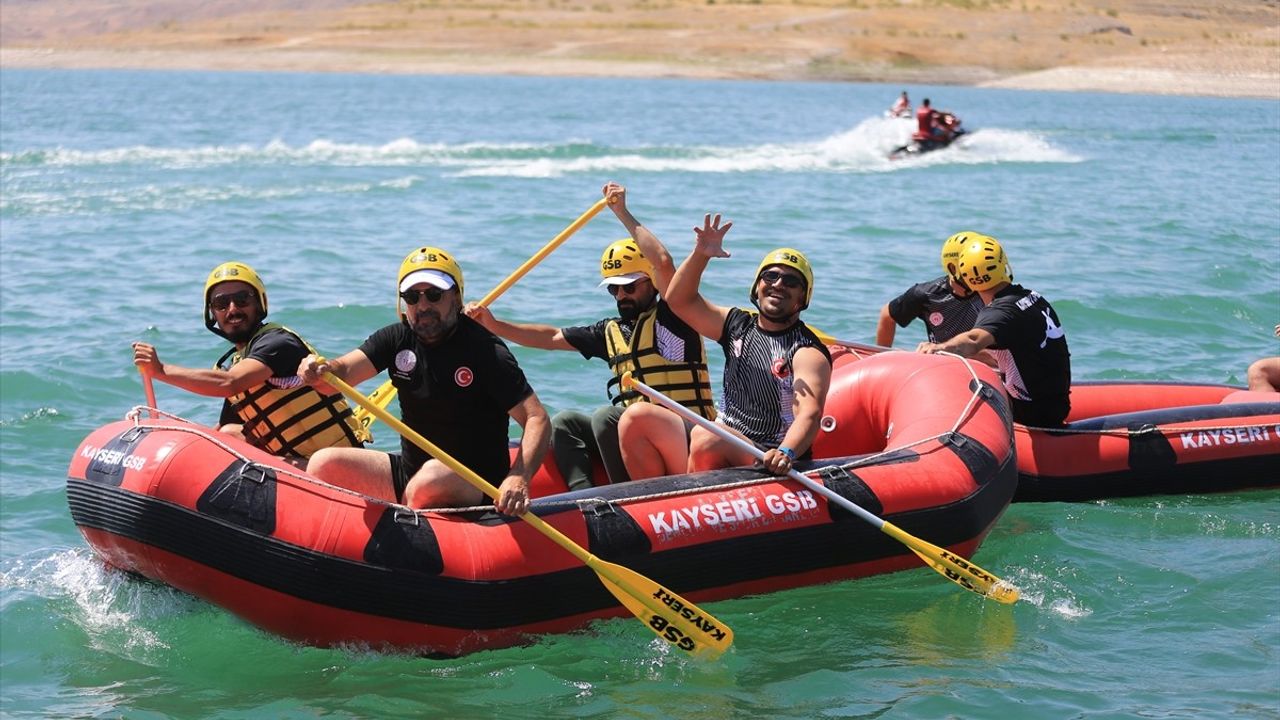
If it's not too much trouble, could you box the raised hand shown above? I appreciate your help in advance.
[603,181,626,209]
[693,213,732,259]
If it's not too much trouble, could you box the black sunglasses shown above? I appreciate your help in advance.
[400,287,447,305]
[758,270,804,289]
[209,290,256,311]
[607,280,645,297]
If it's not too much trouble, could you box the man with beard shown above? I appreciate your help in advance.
[298,247,549,514]
[630,216,832,478]
[131,262,368,466]
[465,182,716,488]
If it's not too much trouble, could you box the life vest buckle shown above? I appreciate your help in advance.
[236,461,269,485]
[393,507,421,526]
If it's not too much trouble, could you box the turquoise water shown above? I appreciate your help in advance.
[2,69,1278,718]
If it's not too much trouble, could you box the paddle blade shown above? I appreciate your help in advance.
[352,379,398,433]
[593,559,733,659]
[886,523,1019,604]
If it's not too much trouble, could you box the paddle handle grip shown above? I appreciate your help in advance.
[140,367,158,418]
[477,197,609,308]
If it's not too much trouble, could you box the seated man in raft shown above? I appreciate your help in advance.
[298,247,549,514]
[465,181,717,489]
[132,262,369,468]
[618,215,832,480]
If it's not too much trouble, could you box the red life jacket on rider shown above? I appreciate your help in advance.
[914,106,936,141]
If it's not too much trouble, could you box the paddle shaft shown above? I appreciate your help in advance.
[323,370,734,656]
[624,373,1018,603]
[477,197,609,308]
[326,372,585,553]
[626,375,886,529]
[140,368,158,418]
[809,328,891,357]
[355,197,611,428]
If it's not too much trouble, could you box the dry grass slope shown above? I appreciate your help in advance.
[2,0,1277,97]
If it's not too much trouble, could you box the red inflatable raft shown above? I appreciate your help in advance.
[753,341,1279,503]
[66,351,1014,656]
[1013,382,1280,501]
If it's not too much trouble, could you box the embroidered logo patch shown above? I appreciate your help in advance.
[454,367,474,387]
[771,357,790,379]
[394,350,417,373]
[929,311,944,327]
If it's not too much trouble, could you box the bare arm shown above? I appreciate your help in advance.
[603,181,677,294]
[918,328,995,358]
[297,349,378,395]
[132,342,271,397]
[666,213,734,342]
[761,346,832,476]
[495,391,551,516]
[875,304,898,347]
[464,304,573,351]
[784,348,832,457]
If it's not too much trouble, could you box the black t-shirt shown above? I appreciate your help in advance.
[218,327,310,426]
[975,284,1072,424]
[887,275,983,343]
[358,316,534,481]
[717,308,832,447]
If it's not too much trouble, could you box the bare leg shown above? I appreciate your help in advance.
[306,447,398,502]
[618,404,688,480]
[687,424,759,472]
[217,423,247,442]
[1247,357,1280,392]
[402,459,488,509]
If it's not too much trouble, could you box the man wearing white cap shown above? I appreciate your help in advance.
[298,247,549,515]
[466,182,715,488]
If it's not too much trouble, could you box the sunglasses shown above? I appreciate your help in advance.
[400,287,447,305]
[209,290,256,311]
[758,270,804,289]
[607,280,645,297]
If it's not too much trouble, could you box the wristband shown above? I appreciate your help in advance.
[777,446,796,462]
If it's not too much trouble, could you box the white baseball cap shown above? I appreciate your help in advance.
[399,269,456,293]
[597,271,649,288]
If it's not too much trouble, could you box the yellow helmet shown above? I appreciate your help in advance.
[598,239,654,287]
[396,246,463,320]
[204,261,268,336]
[941,231,981,281]
[955,236,1013,292]
[749,247,814,309]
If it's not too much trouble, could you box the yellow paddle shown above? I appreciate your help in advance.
[621,372,1020,604]
[809,327,891,356]
[324,370,735,659]
[352,197,610,430]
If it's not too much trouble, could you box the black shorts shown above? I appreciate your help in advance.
[1011,398,1069,428]
[386,450,510,502]
[387,452,410,503]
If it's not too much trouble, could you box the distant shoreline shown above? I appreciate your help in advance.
[3,47,1276,99]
